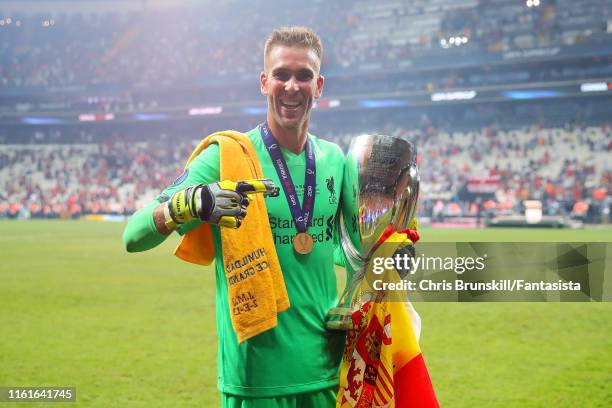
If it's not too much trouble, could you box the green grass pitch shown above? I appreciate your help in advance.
[0,220,610,407]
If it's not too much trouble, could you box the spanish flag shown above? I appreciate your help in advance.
[336,230,439,408]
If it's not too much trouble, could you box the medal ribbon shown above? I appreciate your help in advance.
[260,121,316,233]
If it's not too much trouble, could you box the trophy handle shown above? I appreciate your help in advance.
[339,211,367,272]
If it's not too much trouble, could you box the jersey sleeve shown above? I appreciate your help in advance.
[122,143,221,252]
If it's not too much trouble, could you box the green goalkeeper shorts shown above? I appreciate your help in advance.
[221,387,336,408]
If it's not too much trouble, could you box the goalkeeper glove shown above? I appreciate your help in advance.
[164,179,276,230]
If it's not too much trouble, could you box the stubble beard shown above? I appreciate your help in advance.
[270,96,312,135]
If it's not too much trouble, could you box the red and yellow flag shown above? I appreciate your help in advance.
[337,229,439,408]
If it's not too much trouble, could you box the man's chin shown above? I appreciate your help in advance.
[277,117,302,130]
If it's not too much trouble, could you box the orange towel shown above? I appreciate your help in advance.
[174,130,290,343]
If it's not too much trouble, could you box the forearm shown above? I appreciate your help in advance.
[153,203,173,235]
[123,201,170,252]
[123,143,222,253]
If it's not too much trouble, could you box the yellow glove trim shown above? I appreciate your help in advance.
[163,204,179,231]
[169,188,196,224]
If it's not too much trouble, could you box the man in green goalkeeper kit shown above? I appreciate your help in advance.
[123,27,346,408]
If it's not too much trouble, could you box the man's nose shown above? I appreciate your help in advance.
[284,77,299,93]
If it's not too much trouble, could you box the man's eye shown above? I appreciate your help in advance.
[297,72,314,81]
[274,72,290,81]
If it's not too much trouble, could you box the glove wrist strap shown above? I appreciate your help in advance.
[168,187,197,225]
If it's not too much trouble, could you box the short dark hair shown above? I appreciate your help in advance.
[264,26,323,65]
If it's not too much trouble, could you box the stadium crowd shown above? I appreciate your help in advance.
[1,0,610,89]
[1,1,611,225]
[335,124,611,222]
[1,125,610,223]
[0,139,192,218]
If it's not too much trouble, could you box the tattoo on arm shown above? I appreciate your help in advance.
[153,203,173,236]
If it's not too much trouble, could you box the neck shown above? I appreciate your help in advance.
[267,116,309,154]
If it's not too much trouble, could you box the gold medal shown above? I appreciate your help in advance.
[293,232,314,254]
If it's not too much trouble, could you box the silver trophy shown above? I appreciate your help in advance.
[326,134,420,330]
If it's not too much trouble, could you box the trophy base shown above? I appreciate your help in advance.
[325,307,354,330]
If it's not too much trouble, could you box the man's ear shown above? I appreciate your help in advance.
[260,71,268,96]
[315,74,325,99]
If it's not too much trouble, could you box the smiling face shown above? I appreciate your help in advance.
[260,45,324,139]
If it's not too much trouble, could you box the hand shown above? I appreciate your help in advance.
[167,179,276,229]
[393,244,416,278]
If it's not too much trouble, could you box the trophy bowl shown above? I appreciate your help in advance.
[326,134,419,330]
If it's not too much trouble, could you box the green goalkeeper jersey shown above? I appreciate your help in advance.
[131,127,346,397]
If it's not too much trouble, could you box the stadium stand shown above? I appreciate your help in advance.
[1,0,611,88]
[1,124,609,223]
[0,0,610,226]
[0,140,194,218]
